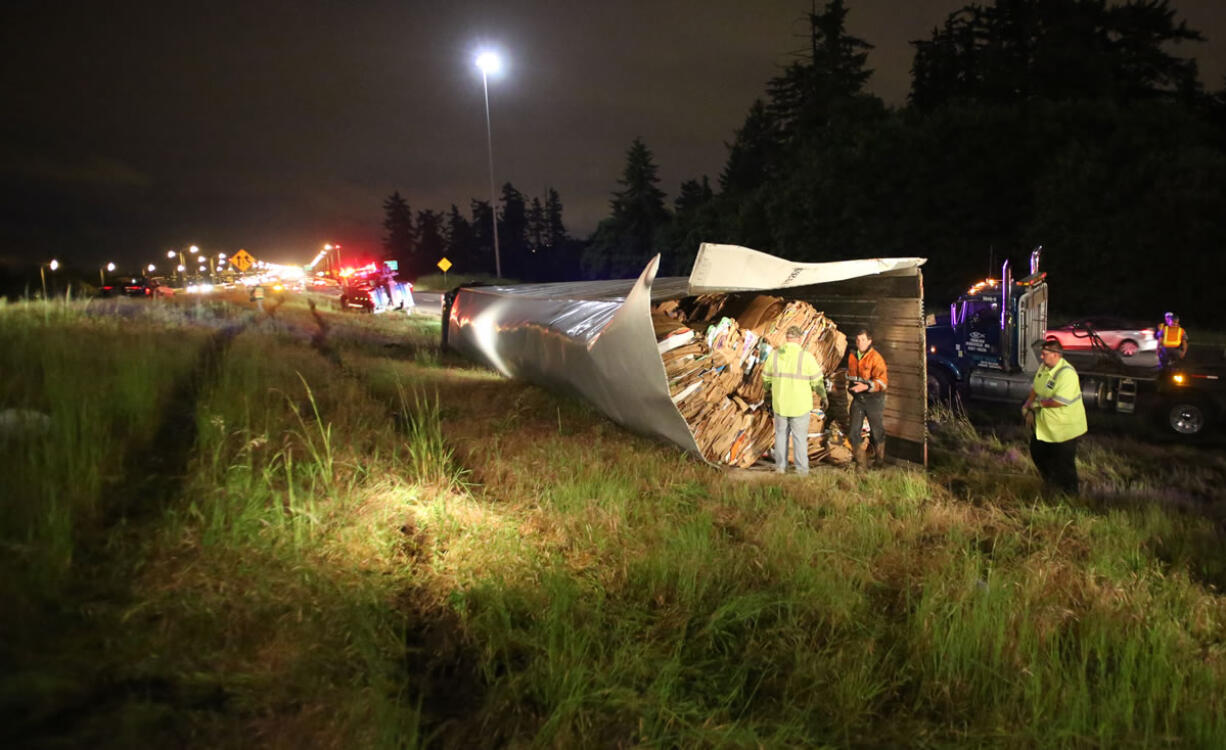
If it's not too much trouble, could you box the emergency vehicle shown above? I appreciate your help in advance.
[337,262,414,314]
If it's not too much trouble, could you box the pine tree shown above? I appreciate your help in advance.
[910,0,1204,109]
[498,182,528,280]
[470,199,495,275]
[382,191,416,267]
[675,176,714,215]
[444,204,477,272]
[527,197,545,253]
[544,188,567,248]
[585,138,671,278]
[766,0,874,139]
[662,176,717,275]
[721,100,780,195]
[416,209,445,273]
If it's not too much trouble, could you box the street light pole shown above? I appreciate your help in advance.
[477,52,502,279]
[40,259,59,299]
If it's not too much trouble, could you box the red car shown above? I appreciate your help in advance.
[100,276,162,298]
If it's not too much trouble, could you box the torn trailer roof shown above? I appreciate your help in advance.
[444,243,929,466]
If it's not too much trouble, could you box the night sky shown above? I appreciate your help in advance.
[4,0,1224,270]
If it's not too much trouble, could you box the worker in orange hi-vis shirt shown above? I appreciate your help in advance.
[845,328,888,467]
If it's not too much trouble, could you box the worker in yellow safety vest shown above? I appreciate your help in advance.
[763,326,827,476]
[1157,311,1188,368]
[1021,338,1087,495]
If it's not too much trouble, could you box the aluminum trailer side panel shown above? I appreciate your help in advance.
[448,257,702,456]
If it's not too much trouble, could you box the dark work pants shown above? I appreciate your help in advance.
[848,392,886,448]
[1158,346,1184,369]
[1029,436,1079,495]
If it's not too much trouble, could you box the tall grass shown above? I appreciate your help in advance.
[395,383,468,492]
[0,302,206,591]
[5,298,1226,747]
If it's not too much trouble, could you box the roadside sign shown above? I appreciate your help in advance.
[385,260,399,271]
[231,249,254,272]
[437,257,452,273]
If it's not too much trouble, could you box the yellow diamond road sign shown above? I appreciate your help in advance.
[231,249,254,272]
[437,257,452,273]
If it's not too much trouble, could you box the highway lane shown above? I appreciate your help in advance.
[413,291,442,317]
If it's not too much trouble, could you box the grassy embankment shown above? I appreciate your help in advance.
[2,293,1225,747]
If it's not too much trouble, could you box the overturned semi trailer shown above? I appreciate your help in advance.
[444,244,929,466]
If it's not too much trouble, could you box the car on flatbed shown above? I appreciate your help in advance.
[1045,316,1158,357]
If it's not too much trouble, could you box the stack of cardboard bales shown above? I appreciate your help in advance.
[654,294,849,468]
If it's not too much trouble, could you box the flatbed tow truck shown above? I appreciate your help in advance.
[926,248,1225,438]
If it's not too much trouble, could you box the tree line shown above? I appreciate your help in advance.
[380,186,580,282]
[386,0,1226,322]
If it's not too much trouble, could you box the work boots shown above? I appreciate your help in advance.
[853,439,886,469]
[872,438,887,466]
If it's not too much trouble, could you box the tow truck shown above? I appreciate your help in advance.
[926,247,1224,438]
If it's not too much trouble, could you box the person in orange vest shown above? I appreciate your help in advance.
[845,328,889,467]
[1157,311,1188,368]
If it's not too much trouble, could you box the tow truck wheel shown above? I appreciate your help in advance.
[1166,400,1210,438]
[1117,340,1139,357]
[927,368,954,404]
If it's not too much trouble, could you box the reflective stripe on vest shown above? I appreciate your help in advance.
[1162,325,1184,348]
[770,347,813,381]
[1047,362,1082,405]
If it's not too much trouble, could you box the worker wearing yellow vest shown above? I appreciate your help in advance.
[1157,311,1188,369]
[763,326,827,476]
[1021,338,1087,495]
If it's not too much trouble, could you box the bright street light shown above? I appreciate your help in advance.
[147,264,156,273]
[189,245,199,254]
[177,264,186,272]
[475,49,503,278]
[99,261,116,285]
[167,250,177,259]
[475,51,502,75]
